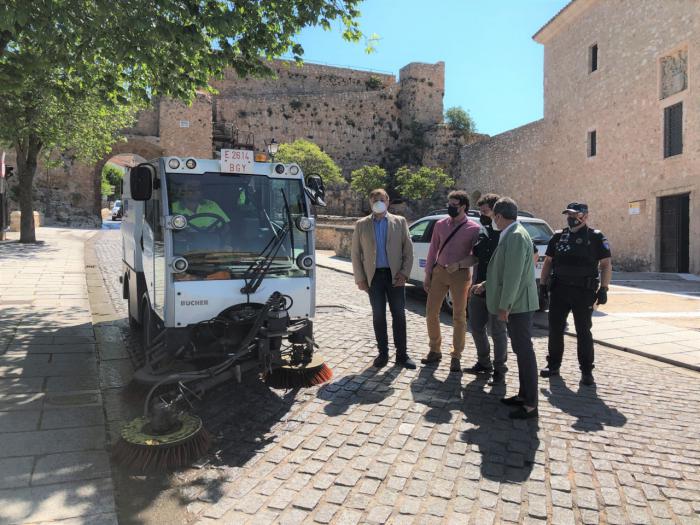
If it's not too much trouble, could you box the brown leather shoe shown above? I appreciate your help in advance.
[420,352,442,365]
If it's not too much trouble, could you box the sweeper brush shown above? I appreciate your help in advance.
[265,354,333,389]
[112,412,210,471]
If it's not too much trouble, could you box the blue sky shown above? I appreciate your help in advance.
[287,0,570,136]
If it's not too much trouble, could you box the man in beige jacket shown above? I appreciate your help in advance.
[352,188,416,369]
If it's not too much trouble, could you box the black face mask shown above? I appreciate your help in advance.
[447,205,460,218]
[479,214,492,226]
[567,217,582,228]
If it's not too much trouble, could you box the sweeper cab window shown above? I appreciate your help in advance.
[166,172,309,280]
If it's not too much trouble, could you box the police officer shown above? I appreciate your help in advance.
[539,202,612,385]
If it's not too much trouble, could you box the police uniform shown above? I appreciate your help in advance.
[544,216,611,375]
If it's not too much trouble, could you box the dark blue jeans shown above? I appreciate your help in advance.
[368,269,408,360]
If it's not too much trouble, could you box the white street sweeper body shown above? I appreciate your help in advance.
[120,150,328,388]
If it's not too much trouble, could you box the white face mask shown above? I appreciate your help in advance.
[371,201,387,214]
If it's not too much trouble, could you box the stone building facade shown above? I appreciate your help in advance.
[6,60,468,225]
[460,0,698,273]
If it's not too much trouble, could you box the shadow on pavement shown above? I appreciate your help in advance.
[541,376,627,431]
[459,376,540,483]
[317,365,396,416]
[409,363,463,425]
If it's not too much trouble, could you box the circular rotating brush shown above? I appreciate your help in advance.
[112,412,210,471]
[265,354,333,389]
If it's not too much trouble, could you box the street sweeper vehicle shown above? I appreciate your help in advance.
[114,149,330,470]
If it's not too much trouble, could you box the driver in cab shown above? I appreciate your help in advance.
[171,182,230,229]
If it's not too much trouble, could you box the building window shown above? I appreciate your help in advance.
[589,44,598,73]
[587,130,597,157]
[664,102,683,158]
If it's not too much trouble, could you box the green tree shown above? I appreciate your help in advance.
[276,139,345,185]
[0,0,365,242]
[395,166,454,201]
[101,163,124,198]
[350,165,388,196]
[445,106,476,136]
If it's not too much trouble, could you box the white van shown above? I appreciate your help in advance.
[408,210,554,312]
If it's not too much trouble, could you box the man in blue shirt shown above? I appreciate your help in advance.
[351,188,416,369]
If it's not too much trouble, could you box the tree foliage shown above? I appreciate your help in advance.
[394,166,454,201]
[0,0,365,241]
[350,165,388,196]
[101,163,124,198]
[276,139,345,185]
[445,106,476,136]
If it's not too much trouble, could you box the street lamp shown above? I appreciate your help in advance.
[266,138,279,161]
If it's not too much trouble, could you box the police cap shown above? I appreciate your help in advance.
[562,202,588,214]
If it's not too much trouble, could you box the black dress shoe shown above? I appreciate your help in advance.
[421,352,442,365]
[540,367,560,378]
[508,406,538,419]
[450,358,462,372]
[500,395,525,406]
[397,357,416,370]
[580,372,595,386]
[373,355,388,368]
[463,362,493,375]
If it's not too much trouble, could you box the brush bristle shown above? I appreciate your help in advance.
[265,362,333,389]
[112,427,210,471]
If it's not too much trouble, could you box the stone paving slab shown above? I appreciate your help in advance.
[0,228,116,525]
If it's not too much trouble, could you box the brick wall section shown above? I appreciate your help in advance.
[459,0,699,272]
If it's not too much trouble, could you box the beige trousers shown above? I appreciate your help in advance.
[426,266,471,359]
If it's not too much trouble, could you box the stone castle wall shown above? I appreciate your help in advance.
[6,59,459,223]
[460,0,699,272]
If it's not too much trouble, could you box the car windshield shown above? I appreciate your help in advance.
[114,201,122,207]
[166,171,309,280]
[521,221,554,243]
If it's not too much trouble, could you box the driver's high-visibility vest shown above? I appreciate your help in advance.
[171,199,230,228]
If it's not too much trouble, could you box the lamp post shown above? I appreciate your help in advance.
[266,138,279,161]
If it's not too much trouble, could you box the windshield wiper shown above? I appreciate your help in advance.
[240,189,295,296]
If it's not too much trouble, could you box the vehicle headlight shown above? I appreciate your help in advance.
[289,165,300,175]
[275,163,285,174]
[296,253,314,270]
[171,257,188,273]
[168,158,181,169]
[296,216,314,231]
[171,214,188,230]
[185,158,197,169]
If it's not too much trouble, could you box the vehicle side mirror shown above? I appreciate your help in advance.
[305,174,326,207]
[130,163,155,201]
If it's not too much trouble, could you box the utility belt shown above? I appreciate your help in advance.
[551,275,599,290]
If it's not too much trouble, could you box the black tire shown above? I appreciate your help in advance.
[126,280,141,332]
[141,297,159,350]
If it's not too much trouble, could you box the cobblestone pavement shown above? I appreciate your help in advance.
[93,230,700,525]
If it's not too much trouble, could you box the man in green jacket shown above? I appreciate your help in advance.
[472,197,539,419]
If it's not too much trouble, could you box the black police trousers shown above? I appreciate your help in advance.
[546,284,597,373]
